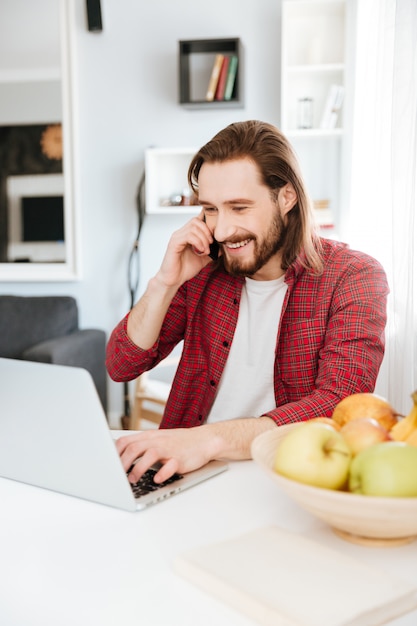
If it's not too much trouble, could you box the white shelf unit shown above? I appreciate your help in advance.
[281,0,345,134]
[145,147,200,215]
[281,0,349,235]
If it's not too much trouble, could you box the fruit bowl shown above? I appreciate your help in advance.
[251,425,417,546]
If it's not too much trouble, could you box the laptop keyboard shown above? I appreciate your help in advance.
[130,467,183,499]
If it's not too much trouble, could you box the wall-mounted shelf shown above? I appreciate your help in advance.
[178,38,244,110]
[145,147,200,215]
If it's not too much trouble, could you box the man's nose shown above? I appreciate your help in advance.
[213,212,236,243]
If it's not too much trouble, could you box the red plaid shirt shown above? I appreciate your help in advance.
[106,238,388,428]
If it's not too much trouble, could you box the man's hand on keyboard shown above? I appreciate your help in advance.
[115,426,222,484]
[115,416,275,483]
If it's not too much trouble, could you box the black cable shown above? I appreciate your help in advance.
[122,169,146,423]
[128,170,146,309]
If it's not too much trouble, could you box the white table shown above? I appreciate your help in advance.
[1,440,416,626]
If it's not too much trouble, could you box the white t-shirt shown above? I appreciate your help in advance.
[207,275,288,423]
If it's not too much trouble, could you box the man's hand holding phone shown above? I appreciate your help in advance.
[126,212,216,350]
[154,211,217,290]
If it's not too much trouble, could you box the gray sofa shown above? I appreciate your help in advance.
[0,295,107,414]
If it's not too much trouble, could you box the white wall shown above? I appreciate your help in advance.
[0,0,284,422]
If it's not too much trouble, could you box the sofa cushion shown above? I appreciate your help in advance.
[0,296,78,358]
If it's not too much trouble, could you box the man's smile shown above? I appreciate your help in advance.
[224,238,252,250]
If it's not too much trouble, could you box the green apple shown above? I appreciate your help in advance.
[349,441,417,496]
[274,422,352,490]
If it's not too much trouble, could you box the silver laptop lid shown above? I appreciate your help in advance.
[0,358,228,511]
[0,357,139,511]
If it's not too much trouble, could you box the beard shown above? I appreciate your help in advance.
[222,211,288,278]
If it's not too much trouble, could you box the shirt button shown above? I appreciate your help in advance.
[198,414,203,422]
[223,340,229,347]
[210,380,216,387]
[233,298,238,305]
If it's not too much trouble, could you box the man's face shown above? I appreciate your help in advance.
[198,158,295,280]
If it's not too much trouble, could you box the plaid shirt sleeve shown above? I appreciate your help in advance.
[105,296,187,383]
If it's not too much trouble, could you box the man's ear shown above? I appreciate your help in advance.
[279,182,297,216]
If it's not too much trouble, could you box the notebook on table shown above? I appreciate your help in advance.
[0,357,227,511]
[175,526,417,626]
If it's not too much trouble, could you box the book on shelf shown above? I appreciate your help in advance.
[320,84,345,129]
[223,55,238,100]
[205,53,224,101]
[214,56,230,101]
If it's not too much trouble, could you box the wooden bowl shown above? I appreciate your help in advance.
[251,425,417,546]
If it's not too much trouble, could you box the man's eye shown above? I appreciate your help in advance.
[232,206,247,212]
[204,207,217,214]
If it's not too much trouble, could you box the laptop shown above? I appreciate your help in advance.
[0,358,228,511]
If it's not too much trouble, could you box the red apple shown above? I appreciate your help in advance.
[340,417,391,456]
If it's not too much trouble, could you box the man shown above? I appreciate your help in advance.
[106,120,388,485]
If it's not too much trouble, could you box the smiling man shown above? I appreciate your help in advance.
[106,120,389,484]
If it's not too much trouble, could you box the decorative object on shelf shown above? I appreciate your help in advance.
[320,84,345,129]
[313,198,334,229]
[160,188,198,208]
[165,193,183,207]
[178,38,243,109]
[180,187,198,206]
[297,97,313,129]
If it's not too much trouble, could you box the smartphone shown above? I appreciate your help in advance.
[208,239,220,261]
[203,216,219,260]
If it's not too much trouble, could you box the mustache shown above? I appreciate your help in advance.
[217,233,255,246]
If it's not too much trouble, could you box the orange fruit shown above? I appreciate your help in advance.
[332,393,398,431]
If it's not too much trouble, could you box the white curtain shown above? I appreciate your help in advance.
[347,0,417,414]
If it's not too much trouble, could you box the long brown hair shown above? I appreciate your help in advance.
[188,120,323,273]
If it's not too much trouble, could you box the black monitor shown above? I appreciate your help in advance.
[21,195,65,242]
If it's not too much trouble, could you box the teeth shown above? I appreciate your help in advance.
[226,239,251,249]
